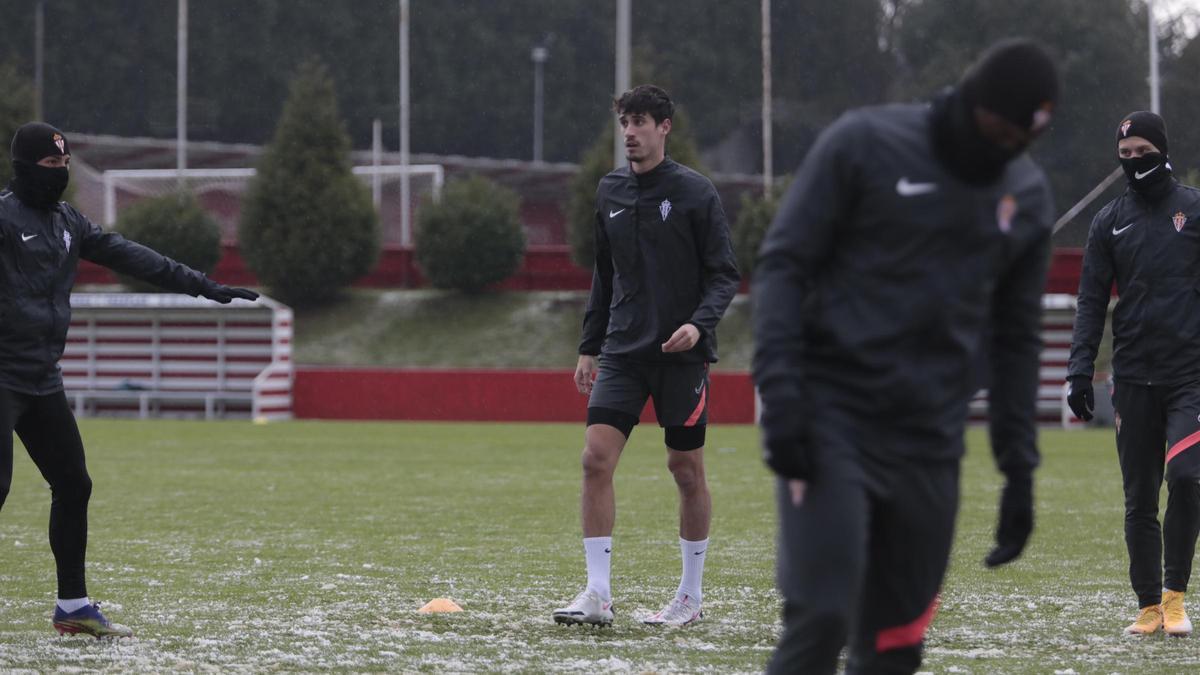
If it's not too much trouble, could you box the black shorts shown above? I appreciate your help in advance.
[587,356,709,428]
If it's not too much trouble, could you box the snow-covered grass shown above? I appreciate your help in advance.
[0,420,1191,672]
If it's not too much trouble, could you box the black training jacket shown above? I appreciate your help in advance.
[0,191,212,395]
[579,157,740,364]
[1068,179,1200,386]
[753,104,1053,469]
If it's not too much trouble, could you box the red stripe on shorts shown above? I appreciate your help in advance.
[1167,429,1200,465]
[876,595,940,652]
[683,385,707,427]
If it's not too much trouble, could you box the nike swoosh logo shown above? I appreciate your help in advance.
[20,233,37,242]
[896,177,938,196]
[1134,165,1159,180]
[609,209,625,218]
[1112,223,1135,236]
[694,549,706,556]
[694,385,703,394]
[604,548,611,554]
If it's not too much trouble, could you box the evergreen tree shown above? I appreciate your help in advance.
[0,62,33,188]
[239,59,379,306]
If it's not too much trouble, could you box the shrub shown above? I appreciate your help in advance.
[115,192,222,292]
[732,179,789,279]
[239,59,378,306]
[415,175,525,293]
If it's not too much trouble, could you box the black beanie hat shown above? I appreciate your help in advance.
[1117,111,1168,155]
[962,38,1058,132]
[10,121,70,164]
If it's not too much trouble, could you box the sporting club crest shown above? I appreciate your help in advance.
[996,194,1017,234]
[1174,211,1188,233]
[53,133,65,154]
[659,199,672,222]
[1120,120,1132,137]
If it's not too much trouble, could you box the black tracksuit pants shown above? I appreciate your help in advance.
[0,387,91,599]
[768,408,959,675]
[1113,381,1200,608]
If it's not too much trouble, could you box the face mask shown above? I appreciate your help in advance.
[1119,152,1172,192]
[11,160,69,209]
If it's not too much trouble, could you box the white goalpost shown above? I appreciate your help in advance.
[101,164,444,246]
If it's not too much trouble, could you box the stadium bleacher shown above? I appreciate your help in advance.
[60,293,293,421]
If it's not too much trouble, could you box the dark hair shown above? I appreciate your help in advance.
[613,84,674,124]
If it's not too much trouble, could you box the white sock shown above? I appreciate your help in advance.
[678,537,708,604]
[584,536,612,600]
[57,597,90,613]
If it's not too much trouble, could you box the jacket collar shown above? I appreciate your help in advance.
[632,156,675,189]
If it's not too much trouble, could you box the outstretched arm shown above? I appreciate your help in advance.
[77,211,257,303]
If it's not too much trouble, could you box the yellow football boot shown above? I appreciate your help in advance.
[1124,604,1163,635]
[1163,590,1192,637]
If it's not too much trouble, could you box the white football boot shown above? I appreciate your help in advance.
[643,593,703,626]
[552,589,614,626]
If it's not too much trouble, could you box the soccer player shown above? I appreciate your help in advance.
[552,85,740,627]
[1066,111,1200,637]
[0,122,258,638]
[753,39,1058,672]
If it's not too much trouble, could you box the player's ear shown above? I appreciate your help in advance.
[660,118,672,135]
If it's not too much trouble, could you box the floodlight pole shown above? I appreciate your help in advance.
[761,0,772,190]
[1149,0,1160,113]
[399,0,412,248]
[532,45,548,163]
[34,0,44,120]
[613,0,631,169]
[177,0,188,193]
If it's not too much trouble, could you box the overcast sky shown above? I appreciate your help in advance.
[1157,0,1200,36]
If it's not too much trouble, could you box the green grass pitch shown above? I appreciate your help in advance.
[0,420,1195,672]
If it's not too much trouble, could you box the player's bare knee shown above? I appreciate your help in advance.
[581,444,619,479]
[667,453,705,491]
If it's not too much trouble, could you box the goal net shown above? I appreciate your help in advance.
[102,165,444,246]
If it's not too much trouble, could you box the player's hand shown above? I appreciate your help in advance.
[984,472,1034,568]
[574,355,598,395]
[662,323,700,353]
[760,394,813,481]
[202,281,259,304]
[1066,376,1094,421]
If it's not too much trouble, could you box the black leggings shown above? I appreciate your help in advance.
[1113,381,1200,607]
[0,388,91,599]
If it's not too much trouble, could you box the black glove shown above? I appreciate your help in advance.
[984,472,1034,568]
[1066,376,1094,421]
[202,281,259,304]
[760,399,813,480]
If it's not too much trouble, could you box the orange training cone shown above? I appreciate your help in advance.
[418,598,463,613]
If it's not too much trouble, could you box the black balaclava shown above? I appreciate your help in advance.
[1116,111,1173,199]
[931,38,1059,185]
[10,121,71,209]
